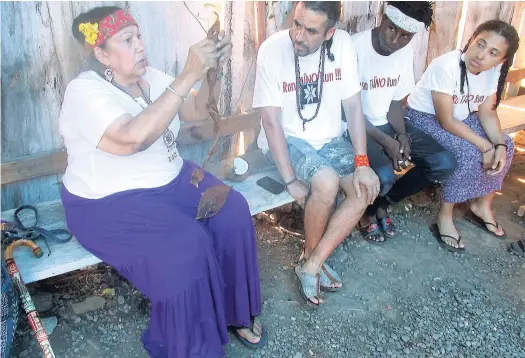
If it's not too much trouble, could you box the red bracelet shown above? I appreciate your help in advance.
[354,155,370,168]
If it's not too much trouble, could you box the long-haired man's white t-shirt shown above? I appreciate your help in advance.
[253,29,361,152]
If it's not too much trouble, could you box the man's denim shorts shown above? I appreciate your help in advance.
[265,136,356,185]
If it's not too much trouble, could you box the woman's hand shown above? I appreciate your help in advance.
[487,146,506,175]
[481,147,495,171]
[182,38,220,81]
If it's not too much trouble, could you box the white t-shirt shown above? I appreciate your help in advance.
[407,50,500,121]
[350,29,415,126]
[253,29,361,151]
[59,67,184,199]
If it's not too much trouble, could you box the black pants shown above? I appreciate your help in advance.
[346,120,457,214]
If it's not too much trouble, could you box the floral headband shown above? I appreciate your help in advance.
[79,9,137,47]
[384,5,425,33]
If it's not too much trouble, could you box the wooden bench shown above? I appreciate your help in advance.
[1,112,293,284]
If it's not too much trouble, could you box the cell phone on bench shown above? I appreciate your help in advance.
[256,176,286,195]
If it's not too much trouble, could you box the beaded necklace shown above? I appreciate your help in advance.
[294,42,326,131]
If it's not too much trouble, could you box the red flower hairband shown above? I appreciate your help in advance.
[79,9,137,47]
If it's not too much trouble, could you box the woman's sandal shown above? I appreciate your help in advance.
[298,250,342,292]
[429,224,465,253]
[508,239,525,257]
[464,210,507,240]
[232,317,268,349]
[319,263,342,292]
[378,216,396,238]
[358,223,387,245]
[294,262,322,308]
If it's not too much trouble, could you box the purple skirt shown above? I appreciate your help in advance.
[61,160,261,358]
[406,108,514,203]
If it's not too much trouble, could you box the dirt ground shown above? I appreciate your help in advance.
[9,132,525,358]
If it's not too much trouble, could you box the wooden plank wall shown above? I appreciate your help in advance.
[460,1,515,49]
[425,1,463,67]
[512,3,525,70]
[1,1,127,211]
[0,1,257,210]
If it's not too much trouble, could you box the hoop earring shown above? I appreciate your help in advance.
[104,68,114,83]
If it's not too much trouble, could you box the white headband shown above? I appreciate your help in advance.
[384,5,425,33]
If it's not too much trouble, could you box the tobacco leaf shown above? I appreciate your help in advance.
[195,184,232,220]
[190,168,204,188]
[189,13,221,189]
[191,13,231,219]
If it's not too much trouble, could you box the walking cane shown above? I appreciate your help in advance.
[4,238,56,358]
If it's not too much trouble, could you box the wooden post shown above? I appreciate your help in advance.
[460,1,515,50]
[426,1,463,66]
[506,2,525,99]
[256,1,267,48]
[340,1,383,35]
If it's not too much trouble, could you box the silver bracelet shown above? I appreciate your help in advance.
[166,85,187,101]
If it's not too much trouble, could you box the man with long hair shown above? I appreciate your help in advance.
[253,1,379,307]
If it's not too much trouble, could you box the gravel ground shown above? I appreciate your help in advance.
[10,134,525,358]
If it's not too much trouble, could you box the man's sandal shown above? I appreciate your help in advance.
[430,224,465,253]
[298,250,342,292]
[232,317,268,349]
[464,210,506,240]
[319,263,342,292]
[358,223,387,245]
[294,262,322,308]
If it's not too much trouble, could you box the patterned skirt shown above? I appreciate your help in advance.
[405,108,514,203]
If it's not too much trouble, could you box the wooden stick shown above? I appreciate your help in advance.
[5,240,56,358]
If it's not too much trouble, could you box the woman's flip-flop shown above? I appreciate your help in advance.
[232,317,268,349]
[463,210,506,240]
[430,224,465,253]
[508,239,525,257]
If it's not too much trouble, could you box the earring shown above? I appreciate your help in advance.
[104,68,114,83]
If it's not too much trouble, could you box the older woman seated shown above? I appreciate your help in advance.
[59,6,266,357]
[406,20,520,252]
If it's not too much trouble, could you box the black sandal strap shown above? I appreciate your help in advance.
[483,221,505,236]
[483,221,498,229]
[440,233,461,244]
[14,205,39,229]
